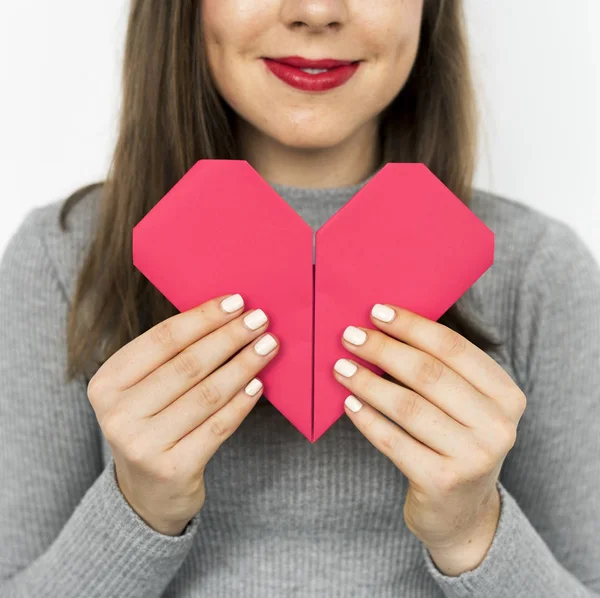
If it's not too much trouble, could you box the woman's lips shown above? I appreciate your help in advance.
[262,58,361,92]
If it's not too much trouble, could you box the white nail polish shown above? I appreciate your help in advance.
[244,309,268,330]
[372,303,395,323]
[345,395,363,412]
[221,294,244,313]
[255,334,277,356]
[334,358,358,377]
[343,326,367,346]
[245,378,263,396]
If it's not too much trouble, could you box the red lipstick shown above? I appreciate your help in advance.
[262,56,361,92]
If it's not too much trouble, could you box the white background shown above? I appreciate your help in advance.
[1,1,598,261]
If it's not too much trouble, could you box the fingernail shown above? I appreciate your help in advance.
[334,358,358,377]
[345,395,363,412]
[221,294,244,313]
[244,309,268,330]
[372,303,395,323]
[343,326,367,346]
[245,378,263,396]
[255,334,277,356]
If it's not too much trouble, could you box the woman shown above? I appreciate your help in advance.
[1,1,599,596]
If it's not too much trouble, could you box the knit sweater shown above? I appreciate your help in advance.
[1,175,599,598]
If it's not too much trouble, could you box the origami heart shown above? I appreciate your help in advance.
[132,160,494,443]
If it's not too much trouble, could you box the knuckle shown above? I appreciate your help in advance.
[438,328,468,358]
[392,390,423,422]
[222,324,243,350]
[172,350,202,379]
[151,456,181,484]
[471,451,496,480]
[193,303,208,319]
[150,320,176,348]
[379,430,401,454]
[208,416,230,439]
[124,436,151,465]
[86,374,104,403]
[513,390,527,413]
[414,355,444,386]
[371,334,388,362]
[236,354,256,379]
[100,408,124,442]
[195,303,218,327]
[361,410,378,434]
[193,380,223,409]
[361,372,378,397]
[495,418,518,452]
[482,416,517,456]
[435,464,461,494]
[402,311,420,337]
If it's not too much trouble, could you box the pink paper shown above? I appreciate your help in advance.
[133,160,494,443]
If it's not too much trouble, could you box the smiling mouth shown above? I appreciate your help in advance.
[264,56,360,68]
[261,56,362,92]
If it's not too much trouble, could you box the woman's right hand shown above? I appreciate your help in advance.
[86,293,279,536]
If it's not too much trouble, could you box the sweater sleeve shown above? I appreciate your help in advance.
[420,219,600,597]
[0,207,202,598]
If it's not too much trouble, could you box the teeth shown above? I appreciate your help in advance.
[299,68,330,74]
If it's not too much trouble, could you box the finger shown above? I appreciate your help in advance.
[131,308,271,416]
[168,374,267,467]
[333,359,469,457]
[342,326,495,428]
[152,333,280,446]
[370,304,523,413]
[343,393,442,489]
[94,294,247,392]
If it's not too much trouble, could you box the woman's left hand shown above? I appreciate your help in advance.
[334,303,527,574]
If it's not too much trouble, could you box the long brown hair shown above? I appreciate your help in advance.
[59,0,506,383]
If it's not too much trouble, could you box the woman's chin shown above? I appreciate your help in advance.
[270,126,350,152]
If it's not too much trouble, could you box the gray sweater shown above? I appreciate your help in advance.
[1,177,599,598]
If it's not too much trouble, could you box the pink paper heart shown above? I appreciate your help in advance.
[132,160,494,442]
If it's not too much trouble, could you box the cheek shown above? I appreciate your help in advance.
[201,4,248,105]
[390,27,421,81]
[365,9,423,97]
[360,0,423,62]
[202,0,237,51]
[202,0,273,46]
[201,1,269,72]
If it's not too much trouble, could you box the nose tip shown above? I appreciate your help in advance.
[281,0,349,31]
